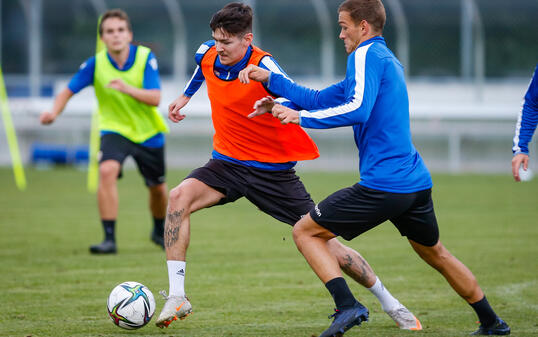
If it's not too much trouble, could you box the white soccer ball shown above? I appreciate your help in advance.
[107,281,156,329]
[519,167,534,182]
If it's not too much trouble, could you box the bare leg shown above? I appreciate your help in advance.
[409,239,483,303]
[156,178,226,327]
[165,178,225,260]
[97,160,121,220]
[297,216,422,330]
[292,214,340,283]
[327,238,376,288]
[149,182,168,219]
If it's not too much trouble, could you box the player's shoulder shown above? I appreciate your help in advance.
[194,40,215,64]
[78,55,96,72]
[196,40,215,55]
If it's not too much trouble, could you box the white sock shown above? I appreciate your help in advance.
[167,260,186,297]
[367,277,400,312]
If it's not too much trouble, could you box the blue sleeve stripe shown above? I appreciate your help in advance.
[300,43,372,121]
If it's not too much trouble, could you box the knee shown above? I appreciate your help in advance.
[168,185,185,204]
[99,162,118,182]
[291,221,303,245]
[150,183,167,198]
[292,218,311,247]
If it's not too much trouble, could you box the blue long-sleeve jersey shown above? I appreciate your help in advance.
[513,64,538,155]
[268,36,432,193]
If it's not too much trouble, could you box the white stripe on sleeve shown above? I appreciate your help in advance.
[183,65,201,93]
[512,100,524,153]
[301,43,373,120]
[260,56,292,81]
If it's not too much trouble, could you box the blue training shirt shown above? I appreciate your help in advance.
[267,36,432,193]
[68,44,164,148]
[182,40,299,170]
[513,64,538,155]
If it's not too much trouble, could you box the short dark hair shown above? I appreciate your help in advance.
[338,0,386,33]
[99,9,132,36]
[209,2,253,36]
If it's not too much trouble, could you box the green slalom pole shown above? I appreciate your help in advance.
[0,65,27,190]
[87,16,105,193]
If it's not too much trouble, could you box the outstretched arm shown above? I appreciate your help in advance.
[239,64,346,111]
[40,88,74,125]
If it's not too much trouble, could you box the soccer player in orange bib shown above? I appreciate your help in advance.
[155,2,421,330]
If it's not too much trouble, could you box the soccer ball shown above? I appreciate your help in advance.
[107,281,156,329]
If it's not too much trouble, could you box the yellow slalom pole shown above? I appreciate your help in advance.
[87,16,105,193]
[0,65,27,190]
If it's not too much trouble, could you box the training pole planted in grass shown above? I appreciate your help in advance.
[87,16,105,193]
[0,65,27,190]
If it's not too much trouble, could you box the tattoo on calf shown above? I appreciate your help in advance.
[165,209,184,248]
[343,253,370,285]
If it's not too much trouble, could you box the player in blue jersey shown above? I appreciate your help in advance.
[40,9,169,254]
[240,0,510,336]
[512,64,538,181]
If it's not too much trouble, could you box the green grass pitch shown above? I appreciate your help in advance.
[1,168,537,336]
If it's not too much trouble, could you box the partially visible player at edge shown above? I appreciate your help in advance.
[155,2,421,331]
[239,0,510,336]
[40,9,169,253]
[512,64,538,181]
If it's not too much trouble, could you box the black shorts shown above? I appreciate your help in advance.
[99,133,165,187]
[310,184,439,246]
[186,159,314,225]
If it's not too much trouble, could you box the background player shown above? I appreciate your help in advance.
[240,0,511,336]
[40,9,169,254]
[512,64,538,181]
[155,2,421,331]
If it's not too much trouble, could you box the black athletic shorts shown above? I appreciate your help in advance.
[186,159,314,225]
[310,184,439,246]
[99,133,165,187]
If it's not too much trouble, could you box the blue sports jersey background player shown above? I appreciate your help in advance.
[512,64,538,181]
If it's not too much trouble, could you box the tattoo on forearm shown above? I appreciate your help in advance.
[165,209,184,248]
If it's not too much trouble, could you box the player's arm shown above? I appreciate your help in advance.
[40,88,74,124]
[108,80,160,106]
[107,51,162,106]
[274,52,382,129]
[239,64,346,111]
[40,56,95,125]
[168,42,212,123]
[512,65,538,181]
